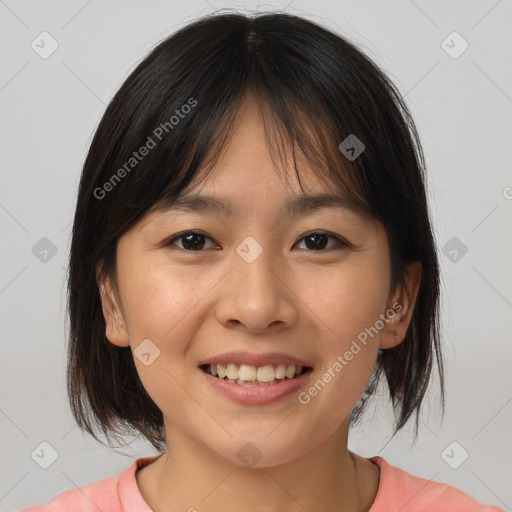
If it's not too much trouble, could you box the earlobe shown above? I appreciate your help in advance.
[380,261,422,349]
[97,272,130,348]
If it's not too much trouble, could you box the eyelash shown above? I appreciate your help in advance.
[165,230,351,253]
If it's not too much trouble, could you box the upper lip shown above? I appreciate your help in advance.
[198,351,313,368]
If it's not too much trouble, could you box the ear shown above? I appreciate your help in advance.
[380,261,422,349]
[96,262,130,348]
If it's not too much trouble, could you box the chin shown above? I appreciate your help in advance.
[207,433,312,470]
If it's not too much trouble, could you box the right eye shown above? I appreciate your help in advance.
[166,231,220,252]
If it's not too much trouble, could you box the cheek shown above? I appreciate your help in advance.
[302,258,391,346]
[117,257,209,344]
[293,335,379,451]
[120,269,204,423]
[293,257,388,425]
[116,257,221,406]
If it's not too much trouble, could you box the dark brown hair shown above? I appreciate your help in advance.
[66,11,444,452]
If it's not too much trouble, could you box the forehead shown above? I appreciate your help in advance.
[197,93,337,188]
[153,190,369,219]
[172,96,351,200]
[144,93,372,224]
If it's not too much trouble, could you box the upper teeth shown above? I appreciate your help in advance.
[210,363,303,382]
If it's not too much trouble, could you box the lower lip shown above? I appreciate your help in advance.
[199,368,312,405]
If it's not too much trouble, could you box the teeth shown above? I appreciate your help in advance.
[275,364,287,379]
[226,363,238,380]
[256,365,275,382]
[239,364,257,381]
[206,363,305,383]
[217,364,227,379]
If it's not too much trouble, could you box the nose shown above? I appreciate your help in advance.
[215,243,299,333]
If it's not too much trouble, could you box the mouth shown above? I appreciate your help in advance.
[199,363,312,386]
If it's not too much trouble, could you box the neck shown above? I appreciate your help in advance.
[137,420,379,512]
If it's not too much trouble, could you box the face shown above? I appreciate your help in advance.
[98,96,420,468]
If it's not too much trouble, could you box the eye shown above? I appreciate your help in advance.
[166,231,219,251]
[294,231,349,251]
[165,230,350,252]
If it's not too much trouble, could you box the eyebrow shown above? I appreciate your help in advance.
[160,192,367,218]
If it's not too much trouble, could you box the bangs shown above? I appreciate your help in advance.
[147,87,375,221]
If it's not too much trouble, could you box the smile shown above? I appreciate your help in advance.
[200,363,310,386]
[199,362,313,405]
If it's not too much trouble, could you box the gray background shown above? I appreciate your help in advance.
[1,0,511,510]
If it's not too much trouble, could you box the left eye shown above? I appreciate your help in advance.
[294,232,346,251]
[167,231,219,251]
[166,230,347,252]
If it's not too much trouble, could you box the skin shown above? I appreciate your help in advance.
[97,95,421,512]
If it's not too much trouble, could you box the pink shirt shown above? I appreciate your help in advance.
[19,455,504,511]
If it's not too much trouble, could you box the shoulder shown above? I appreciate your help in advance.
[18,474,121,512]
[17,456,158,512]
[369,456,505,512]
